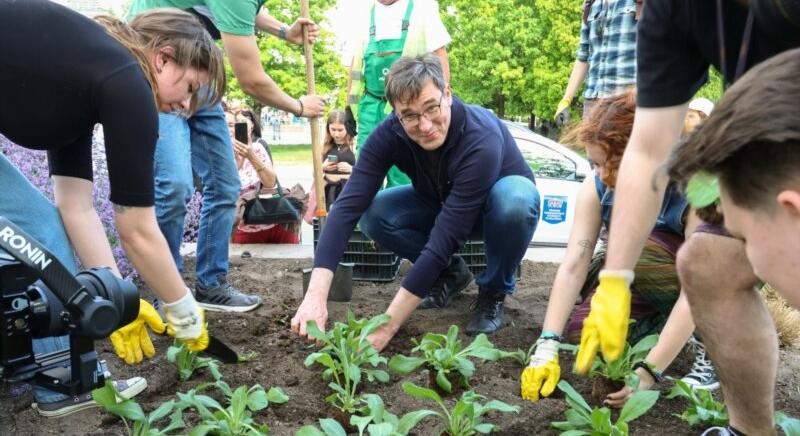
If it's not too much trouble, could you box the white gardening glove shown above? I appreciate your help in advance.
[163,289,208,352]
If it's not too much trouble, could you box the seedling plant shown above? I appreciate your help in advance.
[588,334,658,404]
[388,325,503,393]
[167,341,222,381]
[93,380,185,436]
[304,311,391,415]
[666,379,728,427]
[552,380,659,436]
[296,393,435,436]
[176,378,289,436]
[402,381,519,435]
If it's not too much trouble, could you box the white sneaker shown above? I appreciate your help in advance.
[681,336,720,391]
[33,376,147,417]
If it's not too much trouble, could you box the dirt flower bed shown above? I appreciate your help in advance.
[2,258,799,435]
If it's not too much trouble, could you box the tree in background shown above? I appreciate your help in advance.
[224,0,348,113]
[438,0,541,119]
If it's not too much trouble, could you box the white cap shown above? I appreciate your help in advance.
[688,98,714,117]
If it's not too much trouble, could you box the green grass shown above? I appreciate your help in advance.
[268,143,313,165]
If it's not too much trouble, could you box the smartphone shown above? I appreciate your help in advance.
[327,154,338,163]
[234,122,248,143]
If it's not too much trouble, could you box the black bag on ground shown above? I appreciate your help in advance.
[243,181,301,225]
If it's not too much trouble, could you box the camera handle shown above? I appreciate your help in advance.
[0,217,119,339]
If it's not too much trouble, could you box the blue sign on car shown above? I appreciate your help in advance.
[542,195,568,224]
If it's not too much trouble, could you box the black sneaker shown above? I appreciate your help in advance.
[196,281,262,313]
[420,256,473,309]
[32,377,147,417]
[681,336,720,391]
[465,291,505,336]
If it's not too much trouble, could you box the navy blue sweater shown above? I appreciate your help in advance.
[314,97,534,297]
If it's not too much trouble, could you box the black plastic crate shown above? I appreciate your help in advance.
[457,240,522,278]
[352,257,403,282]
[313,218,400,282]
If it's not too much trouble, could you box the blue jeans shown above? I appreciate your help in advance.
[359,175,540,293]
[154,104,240,288]
[0,153,82,403]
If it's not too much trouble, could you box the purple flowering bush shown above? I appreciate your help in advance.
[1,130,203,278]
[0,131,138,278]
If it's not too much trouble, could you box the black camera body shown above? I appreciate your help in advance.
[0,217,139,396]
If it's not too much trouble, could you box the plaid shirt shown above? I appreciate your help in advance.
[576,0,638,99]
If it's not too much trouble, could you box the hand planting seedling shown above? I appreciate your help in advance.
[401,381,519,435]
[295,394,435,436]
[666,379,728,427]
[587,334,658,405]
[304,311,391,419]
[388,325,503,393]
[551,380,659,436]
[176,379,289,436]
[167,341,222,381]
[93,380,185,436]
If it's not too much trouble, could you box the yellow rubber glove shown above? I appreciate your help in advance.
[163,290,209,352]
[521,338,561,402]
[110,299,166,365]
[575,270,634,375]
[554,97,572,126]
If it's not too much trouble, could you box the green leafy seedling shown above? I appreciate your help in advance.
[166,341,222,381]
[666,379,728,427]
[591,334,658,383]
[401,381,520,436]
[295,419,347,436]
[388,325,503,393]
[295,394,435,436]
[304,311,391,414]
[93,380,185,436]
[551,380,659,435]
[176,379,288,436]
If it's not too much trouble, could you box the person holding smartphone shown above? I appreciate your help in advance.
[321,110,356,210]
[227,110,300,244]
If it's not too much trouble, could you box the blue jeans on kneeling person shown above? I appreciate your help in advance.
[359,175,540,294]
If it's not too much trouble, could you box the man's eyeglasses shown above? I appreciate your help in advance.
[398,94,445,128]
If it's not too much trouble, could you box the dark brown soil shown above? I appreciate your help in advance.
[2,257,799,435]
[592,376,626,406]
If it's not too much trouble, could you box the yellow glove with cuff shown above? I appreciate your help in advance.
[575,269,634,375]
[520,337,561,402]
[110,299,166,365]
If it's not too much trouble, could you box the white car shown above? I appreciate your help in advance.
[503,121,591,247]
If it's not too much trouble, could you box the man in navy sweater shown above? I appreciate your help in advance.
[291,54,540,350]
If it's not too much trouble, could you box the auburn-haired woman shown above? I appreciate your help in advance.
[0,0,223,415]
[520,89,715,407]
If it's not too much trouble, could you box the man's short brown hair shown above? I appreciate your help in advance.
[667,48,800,211]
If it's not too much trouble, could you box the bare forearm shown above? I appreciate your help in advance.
[241,74,302,115]
[384,288,422,333]
[605,152,668,269]
[604,106,688,270]
[119,229,186,303]
[59,208,121,276]
[644,292,694,372]
[254,9,284,36]
[542,258,592,334]
[562,61,589,101]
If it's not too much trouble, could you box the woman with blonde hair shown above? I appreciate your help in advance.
[0,0,223,416]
